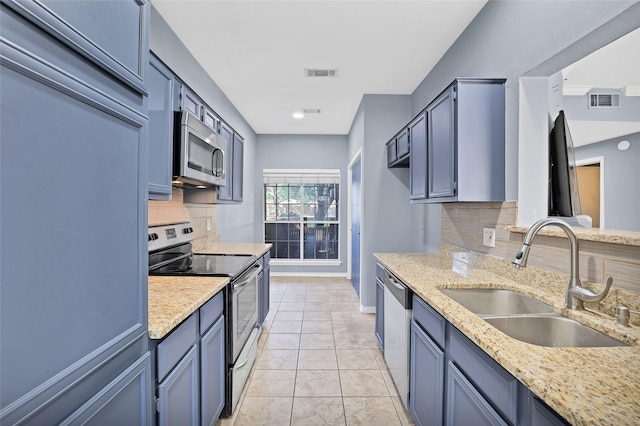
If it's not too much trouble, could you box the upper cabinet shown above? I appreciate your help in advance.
[6,0,149,95]
[392,78,506,203]
[148,53,175,200]
[217,124,244,203]
[180,85,203,119]
[386,128,410,168]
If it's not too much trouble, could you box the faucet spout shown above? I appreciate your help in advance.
[512,218,612,310]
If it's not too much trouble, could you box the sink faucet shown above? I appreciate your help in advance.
[512,218,613,310]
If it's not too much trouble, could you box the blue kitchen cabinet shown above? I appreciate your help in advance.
[408,292,568,426]
[402,78,505,203]
[218,124,244,202]
[409,112,428,200]
[386,128,410,168]
[155,314,200,426]
[427,87,456,199]
[204,106,221,132]
[158,345,200,426]
[153,292,226,426]
[181,84,203,119]
[199,292,225,426]
[258,253,271,326]
[446,362,508,426]
[375,263,385,348]
[410,319,445,426]
[1,1,150,424]
[148,53,176,200]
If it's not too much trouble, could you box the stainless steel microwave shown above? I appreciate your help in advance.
[173,110,226,187]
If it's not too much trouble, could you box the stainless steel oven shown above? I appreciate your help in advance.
[148,222,261,418]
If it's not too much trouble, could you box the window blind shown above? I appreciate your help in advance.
[263,169,340,184]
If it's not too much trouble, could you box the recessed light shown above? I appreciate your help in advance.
[292,111,304,119]
[618,140,631,151]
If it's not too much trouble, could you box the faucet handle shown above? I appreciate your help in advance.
[569,276,614,303]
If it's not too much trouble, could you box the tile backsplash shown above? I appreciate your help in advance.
[148,188,219,245]
[441,201,640,320]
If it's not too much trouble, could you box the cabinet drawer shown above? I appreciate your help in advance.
[412,295,446,348]
[200,291,224,336]
[376,263,385,281]
[157,314,198,382]
[448,326,518,424]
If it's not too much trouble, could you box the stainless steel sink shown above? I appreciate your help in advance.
[441,288,554,316]
[441,288,628,348]
[484,315,628,347]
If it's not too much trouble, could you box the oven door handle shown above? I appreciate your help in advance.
[232,263,262,290]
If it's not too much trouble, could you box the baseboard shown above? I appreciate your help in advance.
[360,305,376,314]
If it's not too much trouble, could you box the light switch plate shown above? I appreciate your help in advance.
[206,219,211,231]
[483,227,496,247]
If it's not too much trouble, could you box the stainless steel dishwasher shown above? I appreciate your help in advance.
[383,269,412,408]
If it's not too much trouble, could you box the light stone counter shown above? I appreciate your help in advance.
[508,225,640,247]
[375,251,640,426]
[148,276,228,339]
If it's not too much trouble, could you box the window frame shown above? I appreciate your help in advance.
[263,169,341,266]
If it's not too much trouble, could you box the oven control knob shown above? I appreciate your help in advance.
[183,227,193,234]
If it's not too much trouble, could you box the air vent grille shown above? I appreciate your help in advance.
[302,109,321,114]
[589,93,620,108]
[304,69,337,78]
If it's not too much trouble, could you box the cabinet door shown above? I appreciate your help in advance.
[375,278,384,348]
[409,321,444,426]
[148,54,175,200]
[232,134,244,201]
[203,107,219,132]
[386,139,397,167]
[409,113,428,200]
[180,85,202,119]
[1,21,148,423]
[217,124,234,201]
[446,362,507,426]
[201,316,225,426]
[396,129,410,160]
[158,345,199,426]
[428,87,456,199]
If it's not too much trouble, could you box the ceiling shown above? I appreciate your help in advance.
[151,0,488,135]
[563,27,640,146]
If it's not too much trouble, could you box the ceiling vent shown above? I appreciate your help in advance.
[589,92,621,108]
[302,109,321,114]
[304,69,337,78]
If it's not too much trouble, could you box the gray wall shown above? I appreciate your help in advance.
[347,94,440,308]
[255,134,349,275]
[411,0,638,203]
[150,5,258,242]
[575,132,640,232]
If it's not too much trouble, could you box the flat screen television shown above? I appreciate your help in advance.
[548,110,582,217]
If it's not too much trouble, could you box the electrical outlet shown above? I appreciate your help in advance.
[483,227,496,248]
[206,219,211,231]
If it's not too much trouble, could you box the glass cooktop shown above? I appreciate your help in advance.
[150,253,257,279]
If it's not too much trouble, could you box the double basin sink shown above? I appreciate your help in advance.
[441,288,628,347]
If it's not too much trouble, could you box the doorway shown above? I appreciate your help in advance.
[576,157,604,228]
[349,154,362,294]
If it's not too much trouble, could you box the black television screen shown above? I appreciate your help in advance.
[548,110,582,217]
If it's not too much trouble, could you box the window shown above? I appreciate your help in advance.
[264,169,340,262]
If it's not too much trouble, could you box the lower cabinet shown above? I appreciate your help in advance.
[409,294,568,426]
[158,345,199,425]
[200,316,225,426]
[410,320,444,426]
[152,291,225,426]
[258,252,271,326]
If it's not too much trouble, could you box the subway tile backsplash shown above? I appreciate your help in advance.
[440,202,640,319]
[148,188,220,245]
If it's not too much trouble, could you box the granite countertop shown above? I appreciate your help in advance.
[374,251,640,426]
[148,276,228,339]
[508,225,640,247]
[148,242,272,340]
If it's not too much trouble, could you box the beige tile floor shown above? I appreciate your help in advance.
[218,276,415,426]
